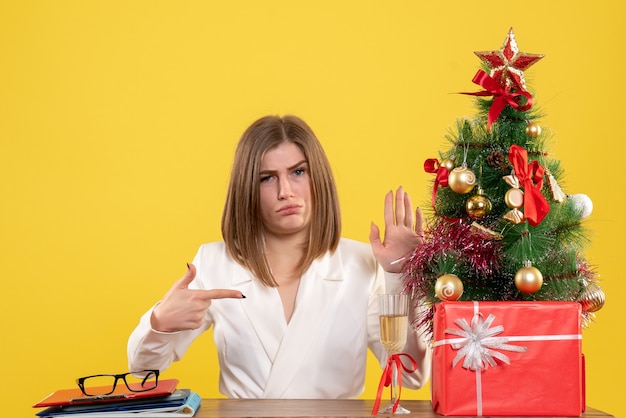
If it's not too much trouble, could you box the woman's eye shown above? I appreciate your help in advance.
[260,175,273,183]
[294,168,306,176]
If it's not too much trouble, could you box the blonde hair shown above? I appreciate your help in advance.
[221,115,341,287]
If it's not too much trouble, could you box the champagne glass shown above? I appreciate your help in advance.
[378,293,410,414]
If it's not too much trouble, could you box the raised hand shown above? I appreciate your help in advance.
[369,186,424,273]
[150,263,245,332]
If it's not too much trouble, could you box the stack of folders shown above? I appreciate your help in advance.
[33,379,202,417]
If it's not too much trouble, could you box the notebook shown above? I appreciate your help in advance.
[36,389,200,417]
[34,379,179,408]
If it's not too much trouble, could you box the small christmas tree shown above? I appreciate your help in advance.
[405,28,605,337]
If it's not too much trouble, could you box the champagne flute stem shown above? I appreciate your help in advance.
[390,358,399,407]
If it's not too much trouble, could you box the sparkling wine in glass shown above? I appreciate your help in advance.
[378,293,410,414]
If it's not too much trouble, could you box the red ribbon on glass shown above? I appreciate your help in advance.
[371,353,418,415]
[461,70,533,131]
[508,144,550,226]
[424,158,449,208]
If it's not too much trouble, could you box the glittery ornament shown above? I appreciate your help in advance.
[570,194,593,219]
[466,187,493,219]
[435,274,464,301]
[525,122,542,138]
[448,165,476,194]
[578,282,605,313]
[515,263,543,294]
[474,28,544,90]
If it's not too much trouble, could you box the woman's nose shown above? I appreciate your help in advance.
[278,178,295,199]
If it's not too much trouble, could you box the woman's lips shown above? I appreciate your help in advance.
[277,204,301,215]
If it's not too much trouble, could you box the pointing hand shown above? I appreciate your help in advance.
[150,263,245,332]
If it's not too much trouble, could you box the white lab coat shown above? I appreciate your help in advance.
[127,238,431,398]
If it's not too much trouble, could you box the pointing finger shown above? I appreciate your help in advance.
[177,263,197,289]
[198,289,247,300]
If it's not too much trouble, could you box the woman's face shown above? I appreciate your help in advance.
[258,142,312,240]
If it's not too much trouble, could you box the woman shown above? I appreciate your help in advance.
[127,115,431,398]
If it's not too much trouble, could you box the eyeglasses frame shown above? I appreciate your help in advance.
[76,369,160,396]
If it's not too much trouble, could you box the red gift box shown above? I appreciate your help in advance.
[431,301,585,416]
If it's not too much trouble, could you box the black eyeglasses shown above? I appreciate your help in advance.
[76,370,160,396]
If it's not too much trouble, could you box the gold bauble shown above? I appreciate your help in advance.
[578,282,605,313]
[435,274,464,301]
[526,122,542,138]
[448,165,476,194]
[504,188,524,209]
[515,265,543,294]
[466,189,493,219]
[441,158,455,172]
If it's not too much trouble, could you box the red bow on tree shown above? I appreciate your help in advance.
[462,70,533,131]
[508,144,550,226]
[424,158,449,209]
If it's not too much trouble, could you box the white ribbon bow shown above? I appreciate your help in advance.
[445,312,527,371]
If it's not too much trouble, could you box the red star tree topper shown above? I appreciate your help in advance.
[474,27,544,91]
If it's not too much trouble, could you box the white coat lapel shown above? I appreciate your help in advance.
[231,263,286,363]
[262,253,344,398]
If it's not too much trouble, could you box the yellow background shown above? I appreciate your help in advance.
[1,1,623,417]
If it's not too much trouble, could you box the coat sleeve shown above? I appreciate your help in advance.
[127,304,212,373]
[368,268,432,390]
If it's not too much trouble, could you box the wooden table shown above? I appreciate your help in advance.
[194,399,613,417]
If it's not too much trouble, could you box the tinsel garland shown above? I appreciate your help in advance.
[404,219,600,338]
[403,219,505,336]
